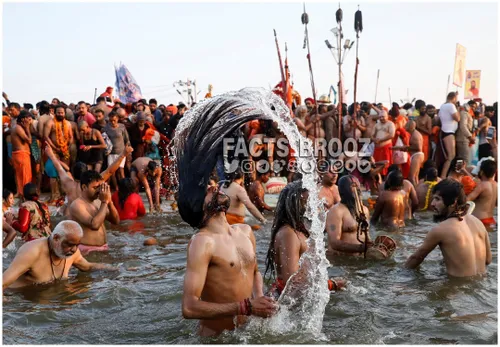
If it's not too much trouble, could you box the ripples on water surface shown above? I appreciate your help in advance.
[2,209,497,344]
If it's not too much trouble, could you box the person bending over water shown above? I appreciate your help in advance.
[12,183,51,242]
[371,170,406,230]
[220,170,266,225]
[326,176,372,256]
[265,181,346,299]
[467,159,497,228]
[3,221,116,290]
[68,171,120,255]
[405,179,492,277]
[181,184,277,336]
[112,178,146,221]
[130,157,162,213]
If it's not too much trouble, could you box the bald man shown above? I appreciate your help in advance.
[3,221,116,290]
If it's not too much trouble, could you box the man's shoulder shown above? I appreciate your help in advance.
[233,223,252,237]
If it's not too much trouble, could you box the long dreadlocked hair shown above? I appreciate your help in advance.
[174,88,288,228]
[432,179,467,221]
[337,175,358,218]
[264,180,309,281]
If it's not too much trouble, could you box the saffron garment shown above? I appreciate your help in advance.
[111,192,146,221]
[11,150,32,197]
[373,144,392,176]
[12,200,51,242]
[225,213,245,225]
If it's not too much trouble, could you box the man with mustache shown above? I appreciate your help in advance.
[68,171,120,255]
[405,179,492,277]
[3,220,116,290]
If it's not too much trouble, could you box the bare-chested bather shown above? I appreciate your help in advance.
[3,221,116,290]
[371,170,406,230]
[406,179,492,277]
[68,171,120,254]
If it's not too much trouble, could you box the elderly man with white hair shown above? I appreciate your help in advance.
[2,221,116,290]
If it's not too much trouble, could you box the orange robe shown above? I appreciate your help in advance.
[12,150,32,197]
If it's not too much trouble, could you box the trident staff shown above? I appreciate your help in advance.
[302,3,319,138]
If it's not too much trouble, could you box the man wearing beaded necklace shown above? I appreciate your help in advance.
[3,221,116,290]
[43,105,73,204]
[405,179,492,277]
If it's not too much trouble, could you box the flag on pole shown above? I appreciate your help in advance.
[115,63,143,103]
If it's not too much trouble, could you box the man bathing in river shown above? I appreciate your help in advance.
[45,145,133,216]
[467,159,497,228]
[248,170,273,213]
[130,157,162,213]
[68,171,120,255]
[326,176,372,256]
[3,221,116,290]
[416,168,439,211]
[318,165,340,209]
[405,179,492,277]
[265,180,346,299]
[220,170,266,225]
[181,184,277,336]
[371,170,406,230]
[380,165,418,220]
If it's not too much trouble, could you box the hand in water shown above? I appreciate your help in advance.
[99,183,112,203]
[330,277,347,291]
[250,296,278,318]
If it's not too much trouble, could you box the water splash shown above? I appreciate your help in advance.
[172,87,330,336]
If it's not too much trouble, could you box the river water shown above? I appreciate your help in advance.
[2,205,497,344]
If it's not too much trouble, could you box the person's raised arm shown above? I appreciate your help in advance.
[405,226,441,269]
[101,146,133,182]
[3,243,40,290]
[45,146,73,187]
[237,186,266,223]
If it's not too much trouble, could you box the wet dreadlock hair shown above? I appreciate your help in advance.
[432,179,467,221]
[337,175,358,217]
[117,178,137,209]
[71,162,88,181]
[264,180,309,281]
[175,88,285,228]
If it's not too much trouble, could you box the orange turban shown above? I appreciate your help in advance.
[166,105,178,115]
[461,176,476,195]
[143,128,155,142]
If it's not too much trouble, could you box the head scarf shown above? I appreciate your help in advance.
[166,105,178,115]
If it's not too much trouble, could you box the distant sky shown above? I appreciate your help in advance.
[2,1,498,107]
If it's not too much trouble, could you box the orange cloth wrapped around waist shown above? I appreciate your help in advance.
[373,143,392,176]
[226,213,245,225]
[480,217,496,228]
[12,150,32,196]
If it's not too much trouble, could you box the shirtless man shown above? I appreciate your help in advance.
[37,101,52,144]
[45,145,133,216]
[467,159,497,229]
[405,179,492,277]
[11,112,32,199]
[44,105,73,203]
[392,120,424,186]
[68,171,120,254]
[265,180,346,298]
[220,170,266,225]
[294,106,308,137]
[416,167,439,210]
[416,104,433,161]
[371,108,396,176]
[380,165,418,219]
[305,106,329,159]
[371,170,406,229]
[3,220,116,290]
[326,175,372,256]
[318,166,340,209]
[66,113,79,167]
[182,184,277,336]
[130,157,162,213]
[248,170,273,213]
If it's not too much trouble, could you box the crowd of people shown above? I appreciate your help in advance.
[2,88,497,337]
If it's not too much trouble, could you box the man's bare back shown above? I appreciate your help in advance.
[221,181,265,222]
[469,180,498,220]
[371,190,405,229]
[406,215,491,277]
[11,123,31,152]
